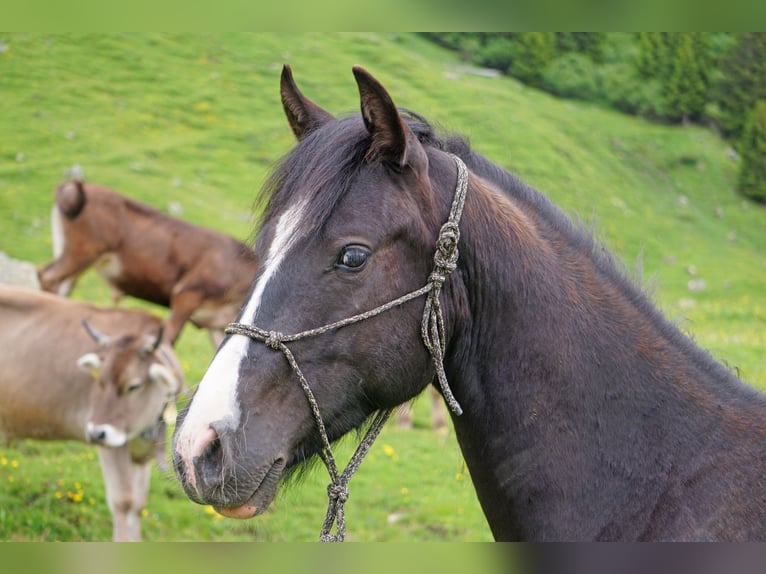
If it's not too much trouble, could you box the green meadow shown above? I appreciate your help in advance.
[0,33,764,541]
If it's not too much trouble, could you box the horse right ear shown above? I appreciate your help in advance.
[280,65,334,140]
[352,65,427,172]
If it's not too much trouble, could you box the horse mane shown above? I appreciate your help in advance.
[260,108,746,393]
[404,110,750,392]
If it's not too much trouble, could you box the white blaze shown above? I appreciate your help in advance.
[174,200,308,475]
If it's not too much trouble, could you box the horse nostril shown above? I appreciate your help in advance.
[192,425,226,489]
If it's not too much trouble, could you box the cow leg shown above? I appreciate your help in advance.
[37,257,89,296]
[97,446,151,542]
[166,288,205,345]
[429,386,448,431]
[395,386,448,430]
[395,402,414,429]
[39,204,99,295]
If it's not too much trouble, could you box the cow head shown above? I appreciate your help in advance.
[77,320,183,447]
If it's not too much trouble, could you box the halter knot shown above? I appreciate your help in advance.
[327,483,349,503]
[428,272,447,286]
[433,221,460,275]
[265,331,285,350]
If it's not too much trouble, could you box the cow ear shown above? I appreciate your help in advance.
[149,363,182,395]
[77,352,101,378]
[352,65,427,172]
[140,326,164,356]
[281,64,334,140]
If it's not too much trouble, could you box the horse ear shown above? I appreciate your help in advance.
[280,64,334,140]
[352,65,425,171]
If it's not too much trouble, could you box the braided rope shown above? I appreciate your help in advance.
[224,154,468,541]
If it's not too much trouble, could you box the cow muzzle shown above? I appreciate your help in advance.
[86,422,127,447]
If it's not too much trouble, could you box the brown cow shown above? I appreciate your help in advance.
[37,180,259,345]
[0,286,184,541]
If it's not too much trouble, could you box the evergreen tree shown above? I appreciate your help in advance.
[509,32,556,87]
[636,32,668,79]
[737,100,766,202]
[664,33,708,123]
[713,33,766,139]
[555,33,606,62]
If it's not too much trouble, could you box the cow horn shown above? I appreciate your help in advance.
[149,325,164,354]
[81,319,109,345]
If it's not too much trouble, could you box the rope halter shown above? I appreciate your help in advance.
[225,154,468,541]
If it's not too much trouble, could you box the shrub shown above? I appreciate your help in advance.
[541,53,599,101]
[474,35,515,74]
[508,33,556,87]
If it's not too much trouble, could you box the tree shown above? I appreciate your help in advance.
[737,100,766,203]
[555,33,607,63]
[664,33,708,123]
[713,33,766,138]
[636,32,669,79]
[508,33,556,87]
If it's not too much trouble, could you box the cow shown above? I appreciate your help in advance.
[37,180,260,346]
[0,285,184,541]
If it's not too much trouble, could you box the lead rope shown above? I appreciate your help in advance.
[225,154,468,541]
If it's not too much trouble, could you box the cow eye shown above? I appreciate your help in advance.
[335,245,370,271]
[127,380,143,393]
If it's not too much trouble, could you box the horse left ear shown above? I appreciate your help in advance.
[352,66,426,171]
[281,64,335,140]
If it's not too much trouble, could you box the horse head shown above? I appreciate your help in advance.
[172,66,466,521]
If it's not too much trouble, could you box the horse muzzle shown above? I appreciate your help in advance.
[172,420,286,515]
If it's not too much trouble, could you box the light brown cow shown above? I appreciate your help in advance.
[37,180,259,345]
[0,286,184,541]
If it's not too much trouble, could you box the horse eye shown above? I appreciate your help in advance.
[335,245,370,271]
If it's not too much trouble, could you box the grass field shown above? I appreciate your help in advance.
[0,32,764,541]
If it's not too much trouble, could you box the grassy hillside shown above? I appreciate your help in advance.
[0,32,764,541]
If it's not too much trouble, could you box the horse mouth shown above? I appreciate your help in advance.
[214,457,286,519]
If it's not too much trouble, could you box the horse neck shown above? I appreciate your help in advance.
[442,171,762,540]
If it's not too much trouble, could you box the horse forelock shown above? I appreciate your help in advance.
[258,110,453,239]
[257,115,369,241]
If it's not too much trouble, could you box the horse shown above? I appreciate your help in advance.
[173,65,766,541]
